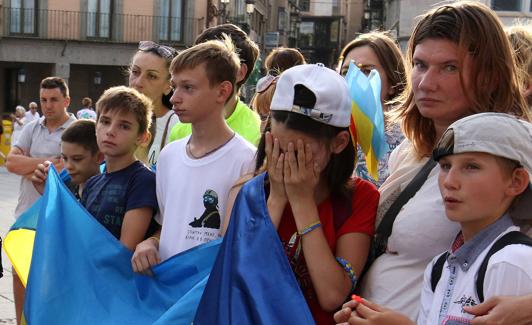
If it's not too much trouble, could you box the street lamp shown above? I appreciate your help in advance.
[94,71,102,85]
[245,0,255,14]
[17,68,26,83]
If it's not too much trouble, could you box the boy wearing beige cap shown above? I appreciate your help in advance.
[418,113,532,325]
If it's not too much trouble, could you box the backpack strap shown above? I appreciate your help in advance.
[430,252,450,292]
[374,158,437,257]
[476,231,532,302]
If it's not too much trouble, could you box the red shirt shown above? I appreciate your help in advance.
[277,178,379,324]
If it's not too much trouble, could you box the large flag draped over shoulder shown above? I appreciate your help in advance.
[17,166,220,324]
[195,172,315,324]
[345,62,388,181]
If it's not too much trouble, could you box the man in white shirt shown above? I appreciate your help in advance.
[24,101,40,123]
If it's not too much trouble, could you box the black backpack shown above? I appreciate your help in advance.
[430,231,532,302]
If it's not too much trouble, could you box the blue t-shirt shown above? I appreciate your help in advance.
[81,160,158,239]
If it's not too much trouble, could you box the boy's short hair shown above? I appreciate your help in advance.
[194,24,259,89]
[96,86,153,134]
[170,38,240,91]
[81,97,93,107]
[433,112,532,220]
[41,76,69,98]
[61,120,99,154]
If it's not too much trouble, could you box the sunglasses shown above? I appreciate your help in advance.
[138,41,178,60]
[256,74,279,93]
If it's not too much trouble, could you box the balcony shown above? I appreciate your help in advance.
[1,7,204,45]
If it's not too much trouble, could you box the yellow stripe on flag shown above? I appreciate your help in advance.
[3,228,35,287]
[351,102,379,180]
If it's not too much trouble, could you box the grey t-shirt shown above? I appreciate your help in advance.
[13,114,76,218]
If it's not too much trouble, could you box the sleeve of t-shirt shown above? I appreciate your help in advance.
[484,245,532,298]
[337,178,379,237]
[125,168,158,214]
[14,120,35,152]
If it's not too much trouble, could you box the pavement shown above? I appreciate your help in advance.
[0,166,19,324]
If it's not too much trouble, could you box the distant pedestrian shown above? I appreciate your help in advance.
[10,105,26,147]
[76,97,97,120]
[24,102,40,123]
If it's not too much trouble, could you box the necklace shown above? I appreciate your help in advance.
[186,132,236,159]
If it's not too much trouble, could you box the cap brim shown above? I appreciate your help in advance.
[510,183,532,221]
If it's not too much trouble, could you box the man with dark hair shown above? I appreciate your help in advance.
[5,76,76,325]
[167,23,261,146]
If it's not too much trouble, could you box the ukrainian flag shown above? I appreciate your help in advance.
[345,62,388,181]
[4,166,220,324]
[195,172,315,324]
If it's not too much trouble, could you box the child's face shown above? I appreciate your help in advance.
[438,152,515,231]
[270,120,332,174]
[96,109,144,159]
[169,63,226,124]
[61,142,101,185]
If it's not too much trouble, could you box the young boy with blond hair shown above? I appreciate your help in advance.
[131,37,255,273]
[418,113,532,325]
[81,86,159,251]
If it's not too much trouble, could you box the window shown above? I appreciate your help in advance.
[159,0,183,42]
[300,0,310,12]
[10,0,36,35]
[492,0,522,11]
[87,0,111,38]
[299,21,314,47]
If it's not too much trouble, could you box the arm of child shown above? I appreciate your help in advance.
[31,161,52,195]
[131,227,161,275]
[120,207,154,251]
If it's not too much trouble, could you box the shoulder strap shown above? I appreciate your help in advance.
[476,231,532,302]
[430,252,450,292]
[374,158,437,255]
[160,112,176,150]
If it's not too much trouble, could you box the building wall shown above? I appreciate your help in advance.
[0,0,203,116]
[386,0,532,48]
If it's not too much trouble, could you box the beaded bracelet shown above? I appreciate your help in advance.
[336,257,357,291]
[298,221,321,236]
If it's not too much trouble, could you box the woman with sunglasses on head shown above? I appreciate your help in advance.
[251,47,306,132]
[337,31,406,187]
[129,41,179,168]
[334,2,531,323]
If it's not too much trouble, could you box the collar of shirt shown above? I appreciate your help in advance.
[38,113,76,129]
[447,214,513,272]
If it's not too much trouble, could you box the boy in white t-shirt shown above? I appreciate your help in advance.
[131,37,255,273]
[417,113,532,325]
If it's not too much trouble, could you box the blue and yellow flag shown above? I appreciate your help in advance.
[6,166,220,324]
[345,62,388,181]
[195,172,315,324]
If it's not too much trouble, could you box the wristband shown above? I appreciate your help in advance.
[336,257,357,291]
[298,221,321,236]
[148,236,160,245]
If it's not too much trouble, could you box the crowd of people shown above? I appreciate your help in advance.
[4,1,532,324]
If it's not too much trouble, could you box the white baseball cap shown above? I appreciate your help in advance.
[433,112,532,221]
[270,63,351,128]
